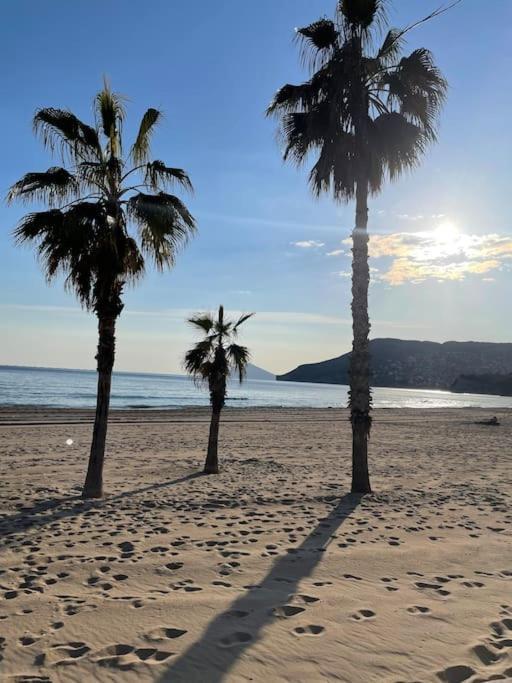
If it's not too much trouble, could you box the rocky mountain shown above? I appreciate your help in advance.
[451,373,512,397]
[232,363,274,381]
[277,339,512,391]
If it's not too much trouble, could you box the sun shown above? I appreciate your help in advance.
[432,220,460,244]
[415,221,463,262]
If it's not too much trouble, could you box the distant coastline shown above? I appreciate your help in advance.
[277,339,512,397]
[1,364,512,411]
[0,362,275,382]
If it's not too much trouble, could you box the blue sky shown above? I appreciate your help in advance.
[1,0,511,374]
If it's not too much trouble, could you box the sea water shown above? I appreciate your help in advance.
[0,365,511,410]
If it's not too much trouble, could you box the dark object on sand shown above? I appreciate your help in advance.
[474,416,500,426]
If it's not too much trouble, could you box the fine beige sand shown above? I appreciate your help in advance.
[0,406,511,683]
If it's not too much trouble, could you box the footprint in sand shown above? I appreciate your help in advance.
[438,610,512,682]
[436,664,475,683]
[407,605,431,615]
[290,594,320,605]
[218,632,253,648]
[46,641,91,665]
[471,642,503,666]
[272,605,306,618]
[351,609,376,621]
[171,579,202,592]
[414,581,450,598]
[292,624,325,637]
[165,562,184,571]
[92,643,174,669]
[16,633,36,646]
[145,627,187,642]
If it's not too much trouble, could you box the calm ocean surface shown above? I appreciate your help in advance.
[0,365,511,410]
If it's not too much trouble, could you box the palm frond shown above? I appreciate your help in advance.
[227,344,250,383]
[295,19,338,71]
[127,192,196,269]
[76,161,109,192]
[14,204,99,306]
[309,132,357,200]
[145,161,194,193]
[13,209,64,245]
[33,108,101,161]
[338,0,387,31]
[95,80,125,156]
[131,108,162,164]
[188,313,215,334]
[381,49,446,142]
[115,235,146,284]
[281,105,332,165]
[296,19,338,51]
[392,49,447,108]
[232,312,255,334]
[7,167,79,206]
[267,78,324,116]
[369,112,426,186]
[377,28,405,65]
[184,340,214,383]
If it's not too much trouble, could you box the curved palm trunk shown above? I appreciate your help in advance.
[82,314,117,498]
[349,178,372,494]
[204,406,221,474]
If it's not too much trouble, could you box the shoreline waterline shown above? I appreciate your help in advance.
[1,365,512,410]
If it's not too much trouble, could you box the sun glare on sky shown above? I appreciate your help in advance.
[419,220,463,260]
[433,220,459,242]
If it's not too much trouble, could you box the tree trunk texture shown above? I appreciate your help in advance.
[82,315,117,498]
[349,177,372,494]
[204,408,221,474]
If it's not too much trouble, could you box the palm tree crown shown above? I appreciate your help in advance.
[8,81,196,315]
[185,306,253,407]
[267,0,447,199]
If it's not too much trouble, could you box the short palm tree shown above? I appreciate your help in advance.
[8,82,196,499]
[267,0,447,493]
[185,306,253,474]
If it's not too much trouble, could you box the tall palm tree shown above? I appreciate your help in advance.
[8,82,196,499]
[184,306,253,474]
[267,0,446,493]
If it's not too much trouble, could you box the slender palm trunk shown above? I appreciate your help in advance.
[349,177,372,494]
[82,315,117,498]
[204,407,221,474]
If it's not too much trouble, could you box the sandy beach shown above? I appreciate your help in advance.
[0,406,511,682]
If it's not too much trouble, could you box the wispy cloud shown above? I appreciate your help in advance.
[0,303,349,327]
[326,249,345,257]
[351,230,512,285]
[291,240,325,249]
[397,213,425,222]
[395,212,445,223]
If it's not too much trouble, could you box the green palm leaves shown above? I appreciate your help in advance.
[8,82,196,312]
[267,2,447,201]
[185,306,254,389]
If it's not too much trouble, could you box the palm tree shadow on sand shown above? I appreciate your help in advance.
[0,472,204,545]
[158,492,362,683]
